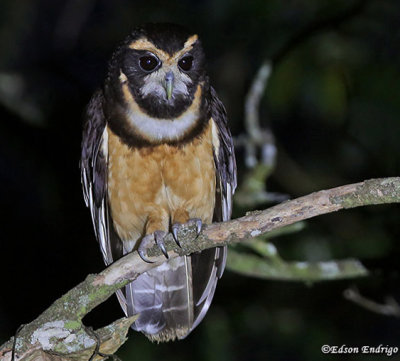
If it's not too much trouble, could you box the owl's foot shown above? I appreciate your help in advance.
[171,223,182,247]
[172,218,203,245]
[138,230,168,263]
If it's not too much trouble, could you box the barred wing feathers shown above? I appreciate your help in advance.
[185,86,237,332]
[80,90,114,265]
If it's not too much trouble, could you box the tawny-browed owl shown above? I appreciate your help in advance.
[80,23,236,342]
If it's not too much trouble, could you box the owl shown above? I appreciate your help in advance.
[81,23,236,342]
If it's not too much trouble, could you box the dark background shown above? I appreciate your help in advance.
[1,0,399,360]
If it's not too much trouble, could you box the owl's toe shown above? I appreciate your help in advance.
[138,230,169,262]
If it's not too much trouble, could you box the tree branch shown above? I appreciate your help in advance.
[227,238,368,282]
[344,287,400,317]
[1,177,399,361]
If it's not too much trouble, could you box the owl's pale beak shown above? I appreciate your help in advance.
[164,71,174,100]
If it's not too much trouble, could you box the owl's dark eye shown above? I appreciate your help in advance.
[139,55,159,72]
[178,56,193,71]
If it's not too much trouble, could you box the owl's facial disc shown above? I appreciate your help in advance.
[138,56,193,104]
[117,33,204,119]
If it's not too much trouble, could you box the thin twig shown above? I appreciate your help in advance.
[344,287,400,317]
[239,61,275,168]
[244,61,272,141]
[11,324,25,361]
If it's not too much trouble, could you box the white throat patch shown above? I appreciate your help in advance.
[121,78,203,142]
[127,107,199,142]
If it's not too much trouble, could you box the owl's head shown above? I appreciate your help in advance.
[107,23,208,120]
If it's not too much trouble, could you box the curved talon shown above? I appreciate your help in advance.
[187,218,203,235]
[138,248,155,263]
[171,223,182,247]
[155,231,169,258]
[194,218,203,235]
[138,234,156,263]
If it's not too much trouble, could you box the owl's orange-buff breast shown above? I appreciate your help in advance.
[106,119,216,249]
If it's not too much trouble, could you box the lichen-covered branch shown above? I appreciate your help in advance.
[1,177,399,361]
[200,177,400,251]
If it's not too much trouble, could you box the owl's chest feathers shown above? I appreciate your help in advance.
[106,120,216,242]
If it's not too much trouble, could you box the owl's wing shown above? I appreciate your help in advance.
[189,86,237,331]
[210,86,237,223]
[81,90,123,266]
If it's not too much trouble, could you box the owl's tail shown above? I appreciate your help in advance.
[116,247,226,342]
